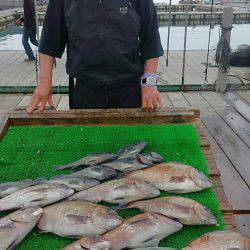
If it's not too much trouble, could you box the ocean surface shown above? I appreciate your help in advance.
[0,23,249,51]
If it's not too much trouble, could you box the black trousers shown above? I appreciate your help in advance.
[70,78,142,109]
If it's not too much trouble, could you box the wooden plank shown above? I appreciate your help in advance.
[56,95,69,111]
[235,215,250,237]
[16,95,62,110]
[223,214,240,232]
[0,94,23,114]
[9,108,199,126]
[167,92,190,108]
[0,114,10,141]
[237,90,250,104]
[205,129,250,212]
[214,186,234,213]
[222,92,250,122]
[201,92,250,148]
[160,93,173,107]
[183,92,250,188]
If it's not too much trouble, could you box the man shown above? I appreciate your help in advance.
[16,0,38,61]
[27,0,164,112]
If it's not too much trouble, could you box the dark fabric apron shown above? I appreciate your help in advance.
[64,0,144,108]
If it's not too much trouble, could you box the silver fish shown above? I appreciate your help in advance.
[43,175,100,191]
[185,230,250,250]
[63,236,111,250]
[68,165,119,181]
[69,178,160,204]
[103,212,183,250]
[126,162,212,193]
[55,153,117,170]
[0,179,35,198]
[117,142,148,159]
[37,201,122,238]
[127,196,217,225]
[138,152,164,165]
[0,183,74,211]
[0,207,43,250]
[102,157,151,173]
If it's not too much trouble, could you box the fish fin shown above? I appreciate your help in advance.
[7,239,19,250]
[111,203,127,210]
[51,174,68,180]
[54,165,67,170]
[133,236,159,247]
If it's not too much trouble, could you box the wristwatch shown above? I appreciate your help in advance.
[141,73,158,87]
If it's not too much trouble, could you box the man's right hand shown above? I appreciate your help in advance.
[27,82,54,113]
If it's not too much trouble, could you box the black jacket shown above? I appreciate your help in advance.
[39,0,164,87]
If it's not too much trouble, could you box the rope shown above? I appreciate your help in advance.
[204,0,214,82]
[215,24,232,74]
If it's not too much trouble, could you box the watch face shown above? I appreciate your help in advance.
[146,77,156,85]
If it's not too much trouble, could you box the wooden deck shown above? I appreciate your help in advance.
[0,90,249,237]
[0,50,249,87]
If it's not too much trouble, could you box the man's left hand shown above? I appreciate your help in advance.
[141,86,163,112]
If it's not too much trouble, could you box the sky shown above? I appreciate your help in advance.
[154,0,180,4]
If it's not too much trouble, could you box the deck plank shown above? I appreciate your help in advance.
[17,95,62,110]
[0,50,249,87]
[201,92,250,148]
[56,95,69,111]
[167,92,190,107]
[237,90,250,103]
[222,92,250,122]
[183,92,250,187]
[0,94,23,114]
[160,93,173,107]
[235,215,250,237]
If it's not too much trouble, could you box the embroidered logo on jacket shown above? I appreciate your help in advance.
[119,6,128,15]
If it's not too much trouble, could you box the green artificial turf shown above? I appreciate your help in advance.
[0,124,224,249]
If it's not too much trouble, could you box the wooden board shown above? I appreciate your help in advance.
[0,114,9,141]
[9,108,200,126]
[237,90,250,104]
[223,92,250,122]
[16,95,62,110]
[200,92,250,148]
[235,215,250,237]
[0,94,23,114]
[183,92,250,188]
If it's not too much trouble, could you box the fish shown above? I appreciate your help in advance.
[133,248,177,250]
[127,196,217,225]
[138,152,164,165]
[69,178,160,205]
[185,230,250,250]
[37,201,122,238]
[43,175,100,191]
[63,236,111,250]
[68,165,119,181]
[125,162,212,193]
[101,157,151,173]
[0,207,43,250]
[117,141,148,159]
[0,179,36,198]
[0,183,74,211]
[55,153,117,170]
[103,212,183,250]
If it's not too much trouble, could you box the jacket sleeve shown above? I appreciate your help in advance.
[38,0,67,59]
[136,0,164,63]
[23,0,36,32]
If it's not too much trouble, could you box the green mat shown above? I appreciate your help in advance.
[0,124,225,249]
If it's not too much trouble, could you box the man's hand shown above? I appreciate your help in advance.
[15,18,22,25]
[141,86,163,112]
[27,82,54,113]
